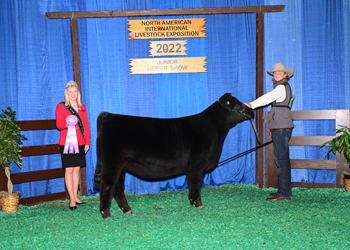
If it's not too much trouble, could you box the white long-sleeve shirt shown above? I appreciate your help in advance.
[249,85,286,109]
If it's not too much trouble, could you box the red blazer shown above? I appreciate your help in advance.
[56,102,91,146]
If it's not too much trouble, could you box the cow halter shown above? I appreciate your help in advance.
[218,99,247,118]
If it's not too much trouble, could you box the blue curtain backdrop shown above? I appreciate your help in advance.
[1,0,349,198]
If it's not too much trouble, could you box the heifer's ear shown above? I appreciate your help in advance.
[219,93,238,110]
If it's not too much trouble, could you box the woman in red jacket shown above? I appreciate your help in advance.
[56,81,91,210]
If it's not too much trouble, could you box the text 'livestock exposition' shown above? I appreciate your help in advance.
[128,18,206,39]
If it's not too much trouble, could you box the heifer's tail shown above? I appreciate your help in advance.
[94,112,109,190]
[93,136,102,190]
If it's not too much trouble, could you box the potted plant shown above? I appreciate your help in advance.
[320,125,350,190]
[0,107,27,212]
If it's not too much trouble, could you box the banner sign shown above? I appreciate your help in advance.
[149,41,187,57]
[129,57,207,74]
[128,18,206,39]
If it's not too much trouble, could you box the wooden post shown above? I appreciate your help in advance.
[335,110,350,188]
[0,168,7,191]
[70,17,81,90]
[255,11,264,188]
[70,17,87,196]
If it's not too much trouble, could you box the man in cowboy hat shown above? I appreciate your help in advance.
[245,62,294,201]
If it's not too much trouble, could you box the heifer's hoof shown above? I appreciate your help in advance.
[191,201,203,209]
[125,210,134,214]
[101,210,111,220]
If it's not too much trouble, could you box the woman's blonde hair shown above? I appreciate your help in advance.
[64,80,82,106]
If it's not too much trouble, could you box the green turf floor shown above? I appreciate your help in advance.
[1,184,349,249]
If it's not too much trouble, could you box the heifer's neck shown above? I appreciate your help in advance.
[202,102,231,128]
[204,101,247,127]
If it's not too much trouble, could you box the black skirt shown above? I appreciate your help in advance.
[59,145,86,168]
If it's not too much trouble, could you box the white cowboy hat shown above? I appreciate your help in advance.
[267,63,294,78]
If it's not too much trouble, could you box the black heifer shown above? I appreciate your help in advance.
[94,93,254,219]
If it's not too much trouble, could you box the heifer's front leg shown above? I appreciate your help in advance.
[186,171,204,209]
[113,169,133,214]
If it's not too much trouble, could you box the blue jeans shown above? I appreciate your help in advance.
[271,128,293,198]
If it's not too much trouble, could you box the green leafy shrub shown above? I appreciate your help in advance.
[0,107,27,170]
[320,125,350,163]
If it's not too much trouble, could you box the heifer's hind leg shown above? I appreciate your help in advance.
[99,176,118,219]
[113,169,133,214]
[99,162,125,219]
[186,171,204,208]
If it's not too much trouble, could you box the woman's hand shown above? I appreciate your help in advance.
[244,103,252,108]
[84,145,90,154]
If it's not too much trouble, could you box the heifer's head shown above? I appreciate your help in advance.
[218,93,261,143]
[218,93,254,121]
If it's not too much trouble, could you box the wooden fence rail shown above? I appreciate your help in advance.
[0,119,87,206]
[264,110,350,189]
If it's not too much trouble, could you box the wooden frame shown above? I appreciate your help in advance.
[46,5,286,188]
[0,120,87,206]
[264,110,350,189]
